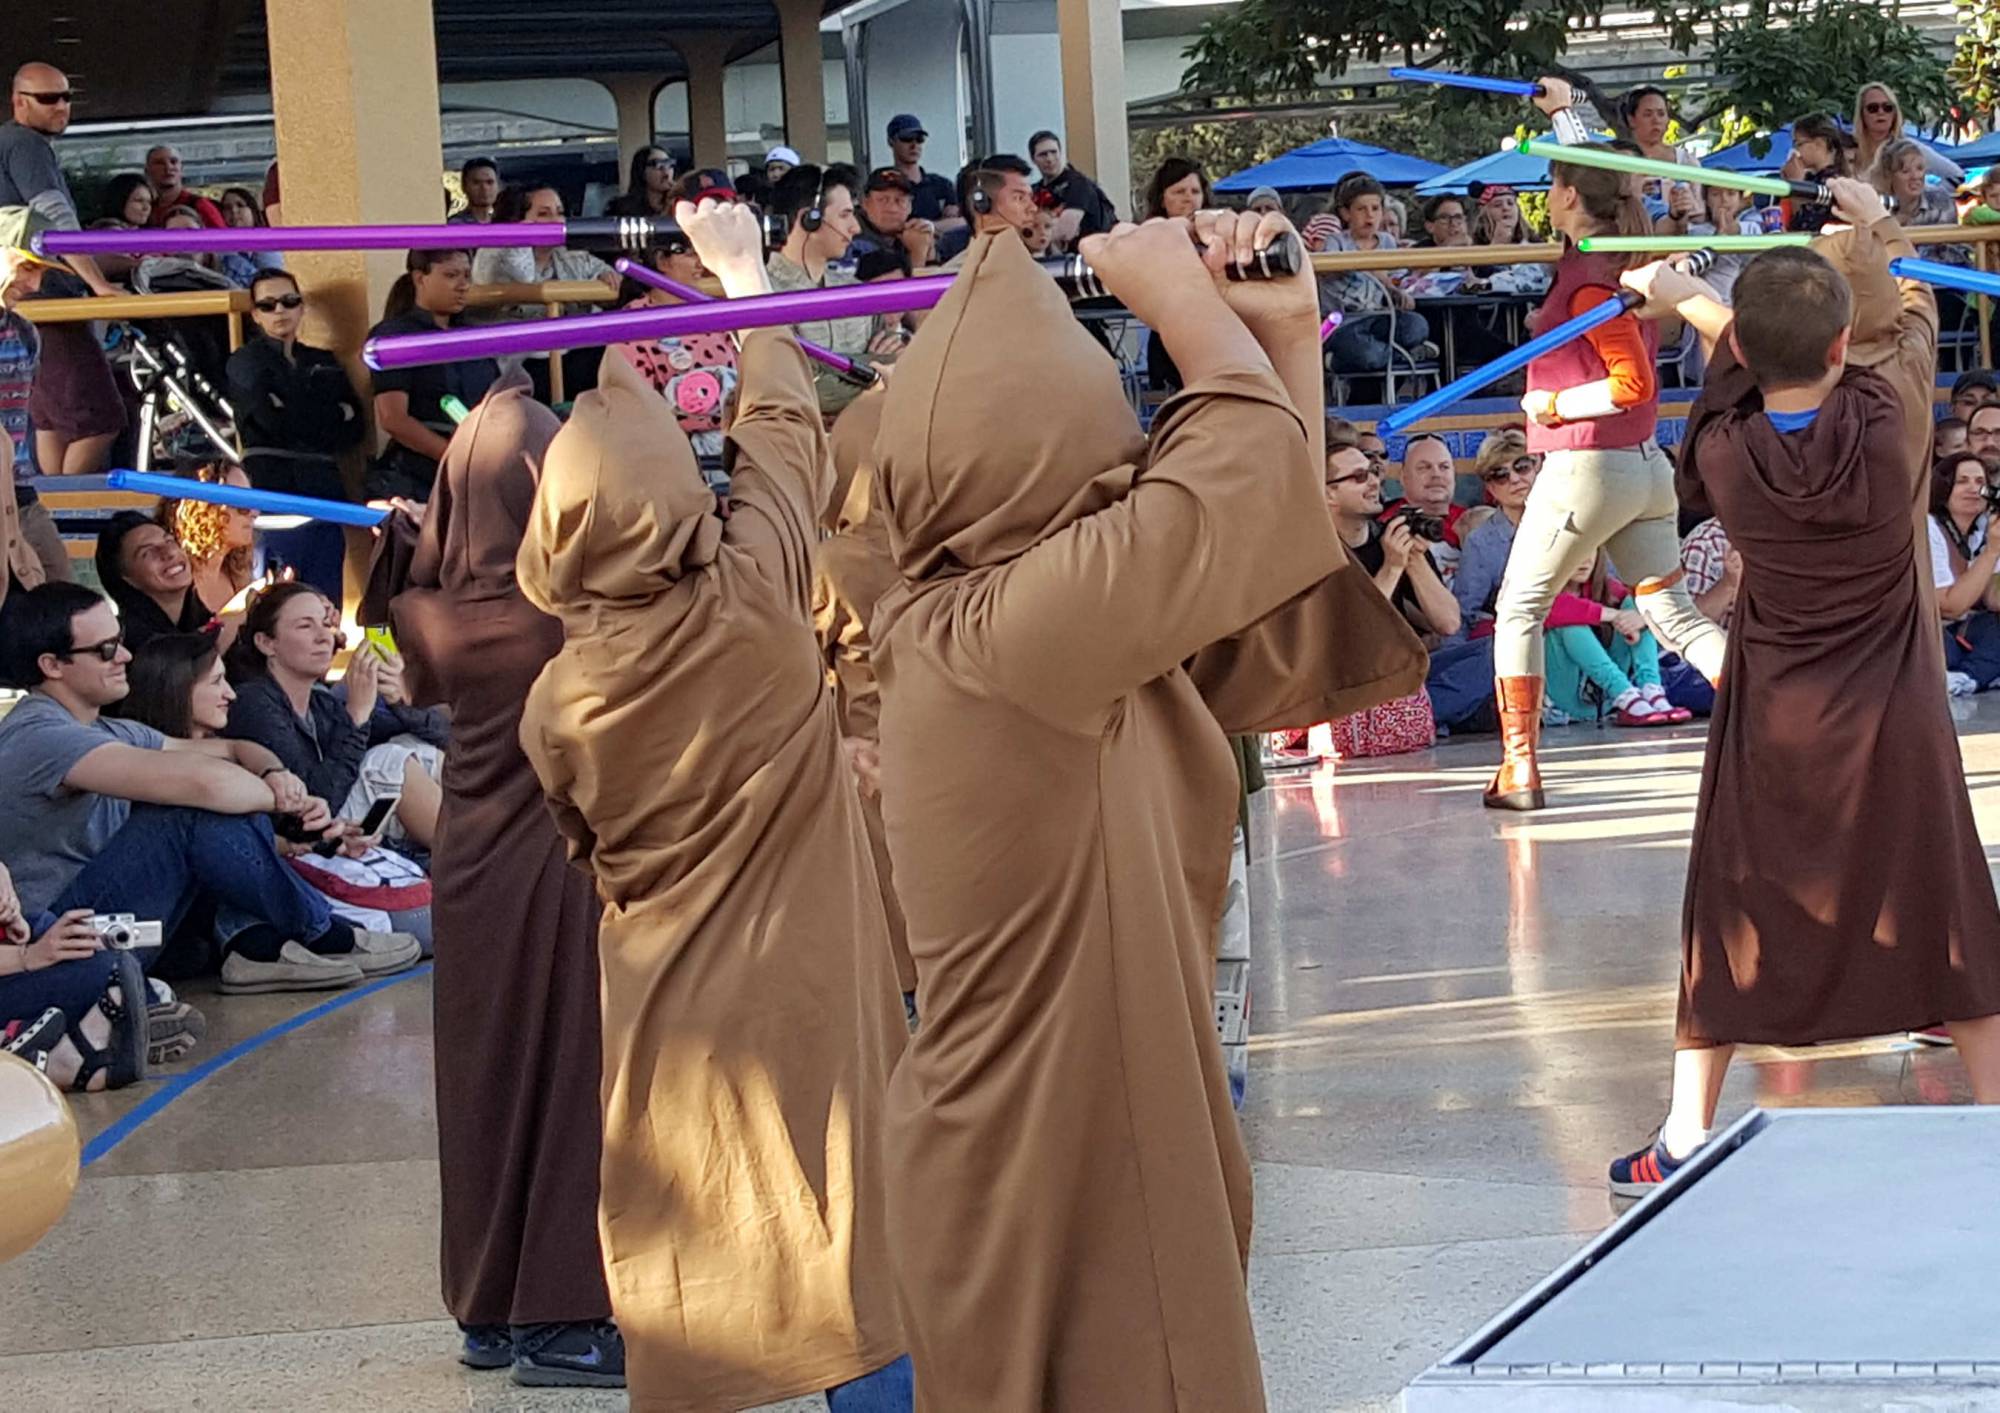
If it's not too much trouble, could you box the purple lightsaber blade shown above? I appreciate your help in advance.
[36,216,686,257]
[612,258,874,385]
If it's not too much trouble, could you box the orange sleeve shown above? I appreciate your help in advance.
[1568,285,1656,409]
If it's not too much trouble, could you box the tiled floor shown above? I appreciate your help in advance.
[4,704,1992,1411]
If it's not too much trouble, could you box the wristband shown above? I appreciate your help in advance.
[259,766,286,779]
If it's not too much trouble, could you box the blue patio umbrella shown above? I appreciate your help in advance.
[1415,145,1557,195]
[1215,136,1446,193]
[1707,122,1957,175]
[1944,130,2000,165]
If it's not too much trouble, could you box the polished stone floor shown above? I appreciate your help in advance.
[4,704,1994,1411]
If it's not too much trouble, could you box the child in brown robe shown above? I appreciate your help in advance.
[1607,177,2000,1195]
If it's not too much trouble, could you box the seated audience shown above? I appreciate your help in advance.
[613,224,739,463]
[1950,369,1998,422]
[606,146,675,219]
[1468,182,1553,294]
[472,184,620,404]
[1936,417,1968,461]
[112,633,432,950]
[1962,165,2000,228]
[95,511,225,651]
[1380,433,1467,557]
[1320,171,1432,390]
[226,269,364,598]
[847,167,936,269]
[161,463,257,613]
[1029,130,1118,243]
[133,206,238,293]
[1544,554,1687,727]
[0,582,418,992]
[766,164,900,415]
[144,145,225,228]
[0,857,181,1091]
[450,157,501,224]
[1931,452,2000,692]
[366,248,499,500]
[1324,437,1459,639]
[222,582,445,849]
[1451,429,1540,634]
[1779,114,1854,233]
[1680,516,1741,632]
[217,186,285,286]
[1969,401,2000,478]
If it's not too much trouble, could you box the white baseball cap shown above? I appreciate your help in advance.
[765,145,802,169]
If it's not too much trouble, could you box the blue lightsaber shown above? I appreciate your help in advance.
[108,469,389,527]
[1377,291,1642,434]
[1887,256,2000,299]
[1388,68,1544,99]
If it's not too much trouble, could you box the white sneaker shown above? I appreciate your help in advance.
[342,930,421,977]
[1948,670,1978,698]
[220,941,364,994]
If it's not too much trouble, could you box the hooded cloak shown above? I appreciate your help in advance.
[868,231,1421,1410]
[516,340,907,1412]
[1674,216,2000,1045]
[388,378,611,1328]
[813,388,915,993]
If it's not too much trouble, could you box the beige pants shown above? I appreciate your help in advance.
[1494,442,1726,682]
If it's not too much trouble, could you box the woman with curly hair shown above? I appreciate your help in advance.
[161,462,258,615]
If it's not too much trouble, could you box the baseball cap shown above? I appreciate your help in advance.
[886,114,927,142]
[1245,185,1283,209]
[0,206,65,271]
[864,167,912,194]
[765,145,802,169]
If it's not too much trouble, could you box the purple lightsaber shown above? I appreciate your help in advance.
[37,216,695,258]
[612,257,876,387]
[368,239,1305,371]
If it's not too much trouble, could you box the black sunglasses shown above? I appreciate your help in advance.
[1482,457,1540,482]
[22,90,72,106]
[254,293,304,313]
[62,633,124,664]
[1863,101,1897,115]
[645,158,673,170]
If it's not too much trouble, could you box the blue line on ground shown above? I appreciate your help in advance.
[80,964,432,1168]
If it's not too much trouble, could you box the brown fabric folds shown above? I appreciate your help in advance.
[870,231,1409,1410]
[388,385,609,1328]
[517,329,907,1412]
[1675,227,2000,1047]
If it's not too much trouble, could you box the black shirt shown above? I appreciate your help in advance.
[903,168,957,223]
[1348,520,1420,614]
[364,308,500,499]
[1036,166,1119,236]
[225,335,365,500]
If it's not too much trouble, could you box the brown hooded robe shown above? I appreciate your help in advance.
[516,343,907,1412]
[1674,215,2000,1045]
[388,381,611,1328]
[869,232,1424,1410]
[813,388,916,994]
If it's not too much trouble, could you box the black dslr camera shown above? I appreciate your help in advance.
[1391,503,1447,543]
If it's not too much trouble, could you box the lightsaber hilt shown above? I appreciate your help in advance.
[612,257,877,388]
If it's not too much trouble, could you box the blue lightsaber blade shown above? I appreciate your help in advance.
[1387,68,1544,99]
[1887,256,2000,300]
[1377,291,1643,434]
[108,470,389,527]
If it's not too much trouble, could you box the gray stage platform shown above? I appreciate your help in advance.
[1401,1106,2000,1410]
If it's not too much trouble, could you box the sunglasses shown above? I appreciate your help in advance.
[62,633,125,664]
[1326,469,1382,487]
[1863,101,1897,115]
[645,158,673,170]
[254,293,304,313]
[22,90,72,106]
[1481,457,1540,482]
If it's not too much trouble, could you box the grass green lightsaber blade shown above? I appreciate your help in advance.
[1517,139,1818,201]
[1578,234,1815,254]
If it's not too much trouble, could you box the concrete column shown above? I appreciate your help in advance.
[960,0,997,159]
[605,73,664,169]
[841,15,872,172]
[1057,0,1129,216]
[673,34,732,169]
[265,0,445,363]
[777,0,828,161]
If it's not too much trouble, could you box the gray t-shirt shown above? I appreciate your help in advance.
[0,695,164,915]
[0,121,80,231]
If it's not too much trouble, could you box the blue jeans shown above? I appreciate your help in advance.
[50,806,332,964]
[1426,636,1499,733]
[1945,611,2000,689]
[0,948,120,1031]
[1328,310,1431,373]
[826,1354,913,1412]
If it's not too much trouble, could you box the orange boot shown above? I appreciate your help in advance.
[1483,676,1546,811]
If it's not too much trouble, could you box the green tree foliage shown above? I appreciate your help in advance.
[1713,0,1950,131]
[1953,0,2000,122]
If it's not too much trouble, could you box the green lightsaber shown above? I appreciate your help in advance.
[1517,139,1828,202]
[1577,234,1815,254]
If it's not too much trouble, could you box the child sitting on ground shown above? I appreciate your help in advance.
[1544,553,1689,728]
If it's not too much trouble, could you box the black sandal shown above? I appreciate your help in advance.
[70,951,151,1093]
[2,1007,67,1072]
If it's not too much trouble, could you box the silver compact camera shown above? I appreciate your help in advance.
[90,913,161,950]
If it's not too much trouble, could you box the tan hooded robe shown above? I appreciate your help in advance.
[870,231,1424,1410]
[813,389,916,995]
[515,341,908,1412]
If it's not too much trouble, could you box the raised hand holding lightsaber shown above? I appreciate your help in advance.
[613,256,877,387]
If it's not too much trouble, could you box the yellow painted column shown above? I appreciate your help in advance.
[674,34,732,170]
[265,0,445,363]
[606,74,663,170]
[777,0,828,162]
[1058,0,1130,217]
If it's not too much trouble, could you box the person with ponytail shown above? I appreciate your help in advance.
[1481,78,1727,811]
[1781,113,1856,233]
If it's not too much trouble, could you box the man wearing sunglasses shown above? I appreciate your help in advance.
[0,582,420,993]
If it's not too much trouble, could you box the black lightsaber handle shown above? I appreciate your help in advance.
[568,215,794,252]
[1787,181,1834,204]
[1050,231,1305,301]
